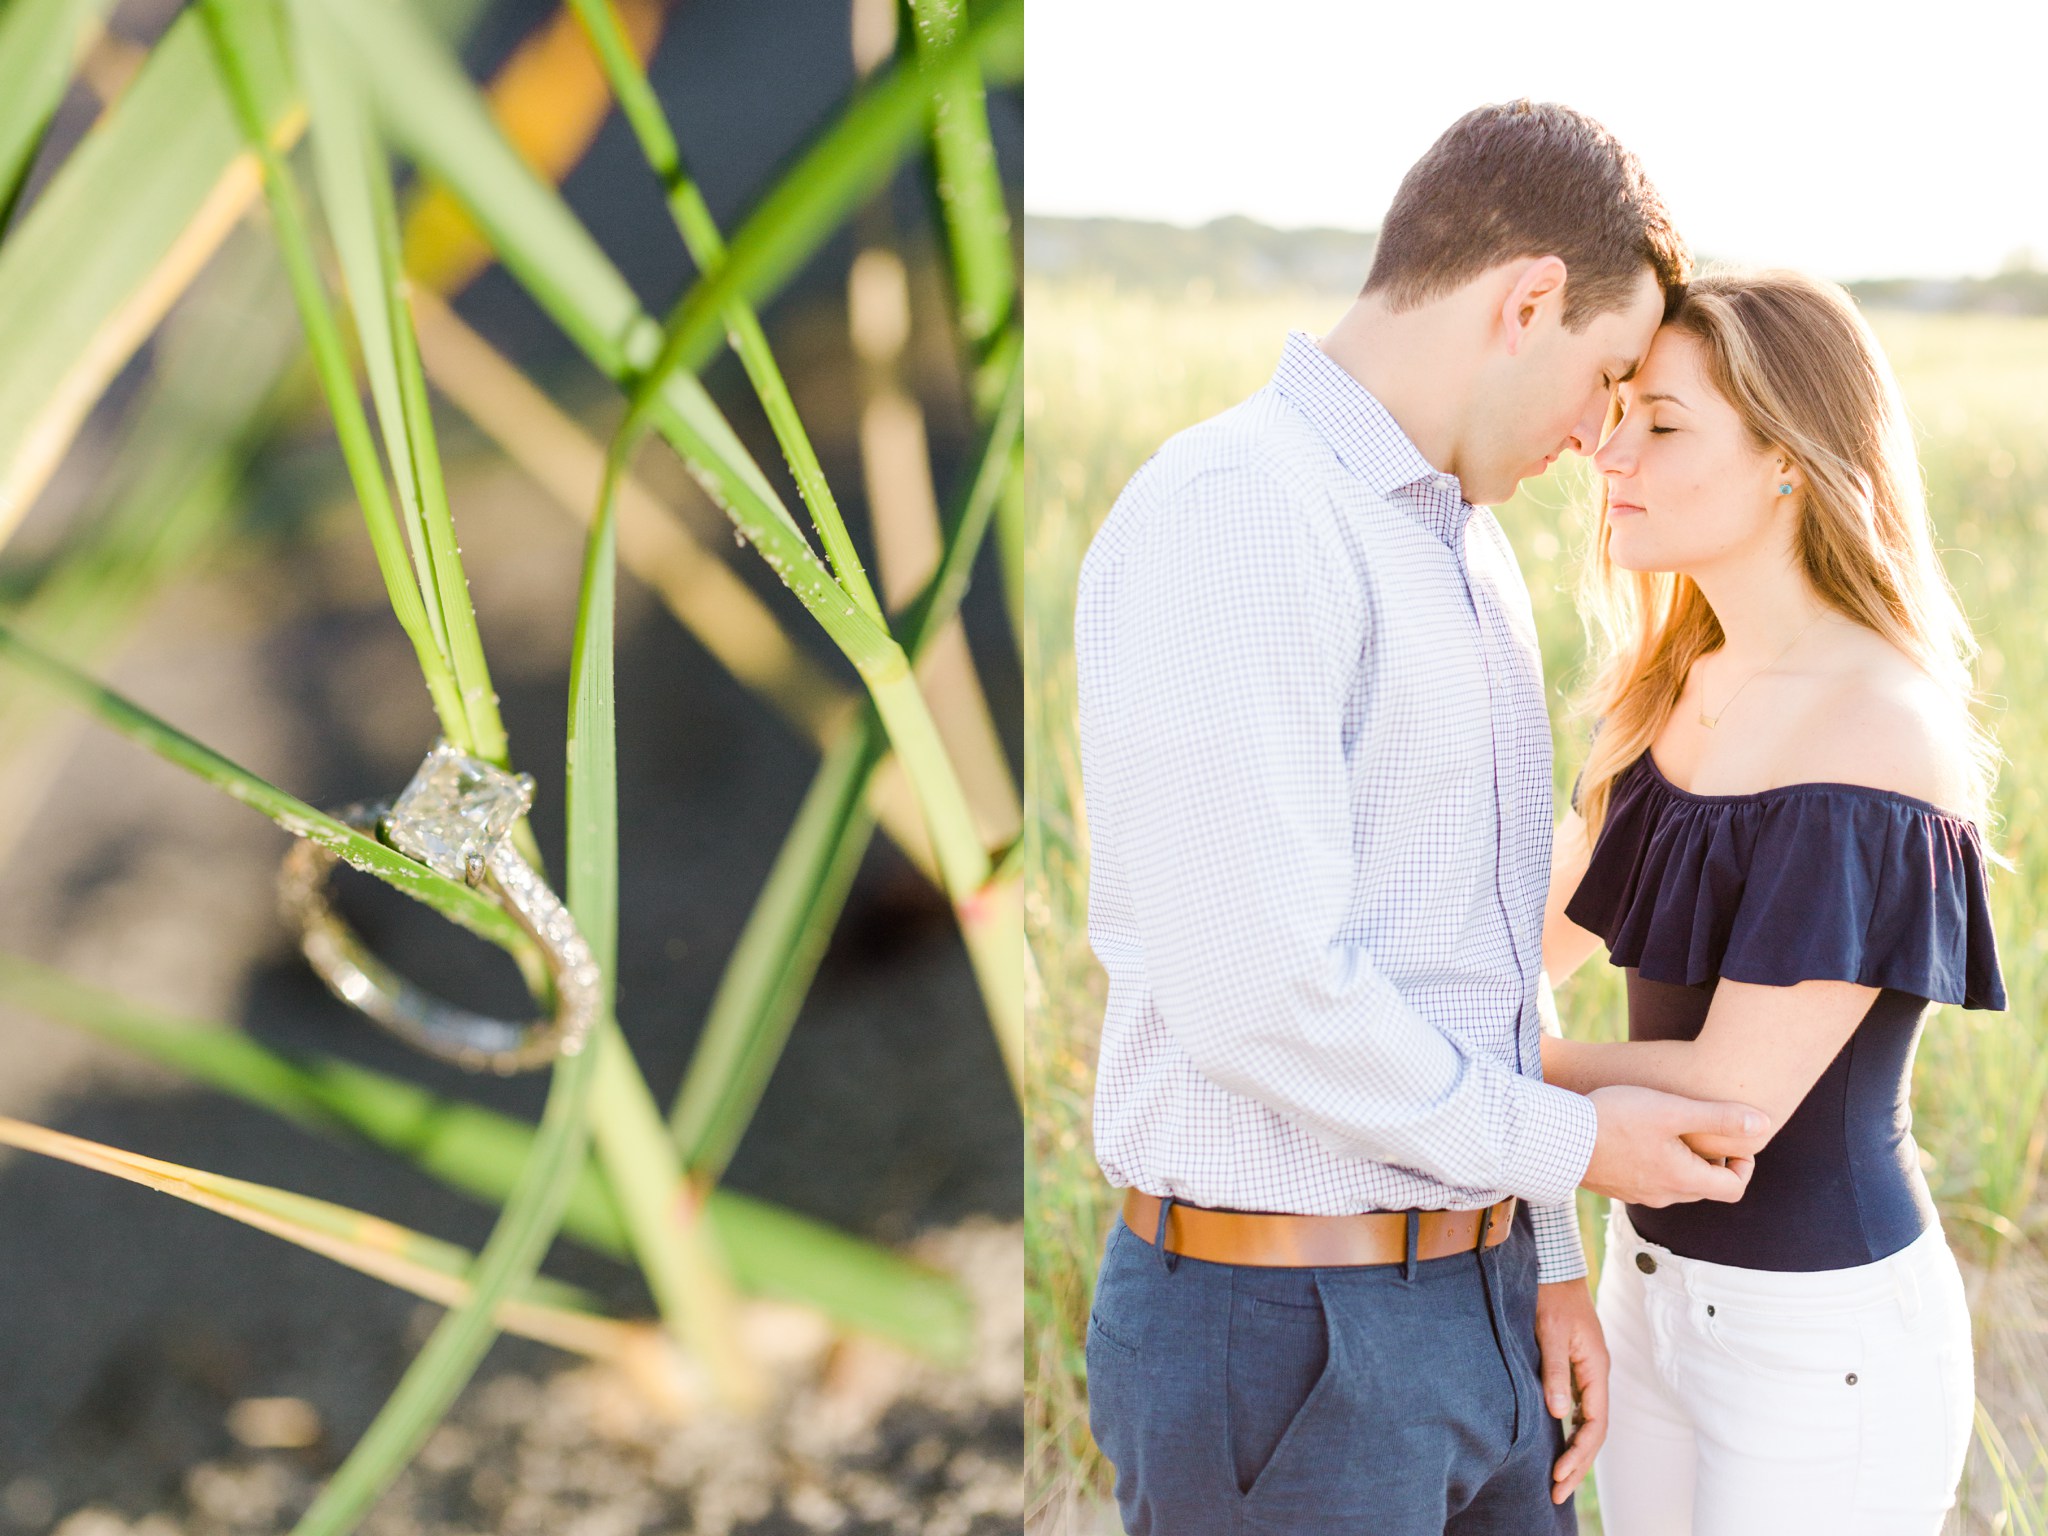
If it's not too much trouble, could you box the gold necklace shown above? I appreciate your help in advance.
[1696,613,1830,729]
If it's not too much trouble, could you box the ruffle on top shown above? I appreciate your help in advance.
[1564,753,2006,1009]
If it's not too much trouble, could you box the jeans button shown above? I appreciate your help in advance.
[1635,1251,1658,1274]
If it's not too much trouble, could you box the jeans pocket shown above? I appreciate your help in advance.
[1852,1303,1974,1514]
[1704,1301,1863,1386]
[1084,1222,1145,1466]
[1226,1282,1331,1497]
[1085,1308,1141,1467]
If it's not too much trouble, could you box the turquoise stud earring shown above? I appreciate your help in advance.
[1778,483,1794,495]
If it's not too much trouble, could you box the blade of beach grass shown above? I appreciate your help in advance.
[199,0,477,751]
[318,0,1000,747]
[563,0,884,625]
[280,115,640,1512]
[906,0,1015,372]
[327,0,1015,649]
[0,1114,647,1365]
[290,0,511,769]
[401,0,668,298]
[290,0,443,654]
[0,227,304,869]
[614,0,1021,422]
[0,5,304,551]
[407,283,944,892]
[669,722,880,1175]
[671,337,1024,1171]
[841,234,1018,847]
[404,286,889,824]
[902,0,1025,634]
[0,0,508,558]
[0,0,119,230]
[286,1043,601,1533]
[1977,1400,2046,1536]
[0,952,973,1358]
[559,0,1018,882]
[0,0,647,880]
[583,2,1021,1035]
[322,0,941,1398]
[577,440,759,1409]
[333,0,1022,1339]
[0,622,533,968]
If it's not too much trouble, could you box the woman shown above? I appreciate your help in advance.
[1540,269,2005,1535]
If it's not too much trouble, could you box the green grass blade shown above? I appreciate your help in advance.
[283,156,687,1507]
[290,0,511,765]
[289,1034,599,1533]
[564,0,884,626]
[601,49,1017,993]
[671,334,1023,1168]
[0,622,529,964]
[670,723,882,1174]
[615,0,1022,440]
[0,0,118,229]
[288,0,441,652]
[576,433,757,1404]
[198,0,472,746]
[907,0,1015,365]
[0,6,297,547]
[0,1113,652,1366]
[0,951,971,1357]
[325,0,983,674]
[0,229,303,864]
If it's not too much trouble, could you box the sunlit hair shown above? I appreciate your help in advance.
[1572,269,1999,838]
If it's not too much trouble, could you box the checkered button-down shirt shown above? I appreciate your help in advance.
[1076,329,1599,1283]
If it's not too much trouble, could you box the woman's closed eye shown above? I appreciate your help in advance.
[1649,426,1677,435]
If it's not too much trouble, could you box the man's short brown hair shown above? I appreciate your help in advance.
[1362,100,1690,329]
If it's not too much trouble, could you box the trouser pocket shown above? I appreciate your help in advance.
[1084,1222,1147,1472]
[1852,1264,1974,1515]
[1226,1271,1332,1496]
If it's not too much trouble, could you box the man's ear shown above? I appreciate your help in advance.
[1499,255,1569,357]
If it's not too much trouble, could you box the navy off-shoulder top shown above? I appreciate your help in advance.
[1564,751,2005,1271]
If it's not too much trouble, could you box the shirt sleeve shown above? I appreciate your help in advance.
[1097,462,1597,1206]
[1529,1198,1589,1284]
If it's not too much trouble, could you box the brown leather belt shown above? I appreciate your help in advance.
[1122,1190,1517,1268]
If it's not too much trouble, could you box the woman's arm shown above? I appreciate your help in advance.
[1543,808,1606,984]
[1545,976,1878,1153]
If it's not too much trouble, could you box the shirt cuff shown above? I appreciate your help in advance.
[1496,1072,1599,1208]
[1529,1197,1588,1284]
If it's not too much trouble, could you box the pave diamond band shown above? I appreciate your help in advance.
[277,745,599,1074]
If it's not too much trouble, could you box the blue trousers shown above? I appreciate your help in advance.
[1086,1201,1576,1535]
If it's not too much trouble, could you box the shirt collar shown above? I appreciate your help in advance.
[1270,329,1477,546]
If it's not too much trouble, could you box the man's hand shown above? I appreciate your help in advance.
[1583,1084,1769,1206]
[1536,1278,1608,1505]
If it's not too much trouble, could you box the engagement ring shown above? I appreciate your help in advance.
[278,741,599,1074]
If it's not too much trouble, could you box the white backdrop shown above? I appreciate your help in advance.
[1025,0,2048,281]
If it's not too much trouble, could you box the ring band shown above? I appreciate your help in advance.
[277,744,600,1074]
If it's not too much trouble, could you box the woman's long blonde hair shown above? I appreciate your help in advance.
[1572,269,1998,837]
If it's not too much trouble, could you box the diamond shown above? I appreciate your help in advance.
[385,742,533,882]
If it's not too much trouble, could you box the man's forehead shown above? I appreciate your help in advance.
[1603,276,1669,374]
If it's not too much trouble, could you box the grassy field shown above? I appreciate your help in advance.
[1023,277,2048,1533]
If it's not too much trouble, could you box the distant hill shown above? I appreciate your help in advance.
[1024,214,2048,315]
[1846,270,2048,316]
[1024,214,1375,298]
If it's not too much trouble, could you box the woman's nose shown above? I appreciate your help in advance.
[1592,430,1631,476]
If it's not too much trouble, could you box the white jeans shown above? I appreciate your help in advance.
[1594,1203,1974,1536]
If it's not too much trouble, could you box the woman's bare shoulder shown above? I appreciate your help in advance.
[1775,633,1976,811]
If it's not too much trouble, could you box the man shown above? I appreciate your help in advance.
[1075,100,1770,1534]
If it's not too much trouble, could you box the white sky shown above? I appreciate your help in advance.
[1025,1,2048,281]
